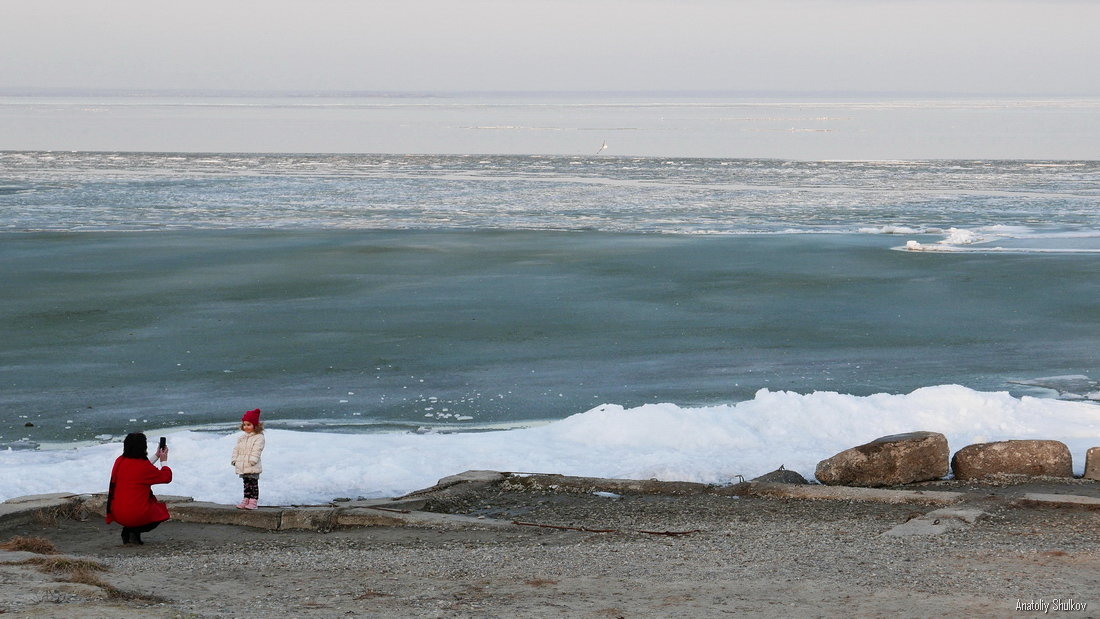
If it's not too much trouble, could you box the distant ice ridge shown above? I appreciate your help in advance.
[902,225,1100,253]
[5,152,1099,235]
[857,225,925,235]
[1009,375,1100,401]
[903,227,986,251]
[2,385,1098,506]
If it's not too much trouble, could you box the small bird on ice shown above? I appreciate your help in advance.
[595,141,608,155]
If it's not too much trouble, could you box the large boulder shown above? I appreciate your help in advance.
[815,431,949,487]
[951,440,1072,480]
[1083,446,1100,481]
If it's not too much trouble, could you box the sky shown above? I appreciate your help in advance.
[3,0,1099,96]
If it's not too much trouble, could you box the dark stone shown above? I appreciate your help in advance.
[751,467,809,484]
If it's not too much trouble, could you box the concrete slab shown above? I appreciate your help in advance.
[335,506,514,530]
[9,471,1099,537]
[152,494,195,504]
[279,507,339,531]
[2,493,78,504]
[334,507,417,528]
[337,498,428,511]
[501,472,716,496]
[80,493,194,518]
[79,495,106,516]
[398,470,508,500]
[168,502,283,530]
[392,510,515,529]
[736,482,966,506]
[0,497,76,530]
[1015,493,1100,510]
[415,471,968,506]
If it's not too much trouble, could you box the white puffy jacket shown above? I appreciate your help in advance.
[231,432,266,475]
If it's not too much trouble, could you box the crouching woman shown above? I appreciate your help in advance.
[106,432,173,545]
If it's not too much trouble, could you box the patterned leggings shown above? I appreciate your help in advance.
[241,474,260,499]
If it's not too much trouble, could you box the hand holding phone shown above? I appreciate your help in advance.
[157,437,168,462]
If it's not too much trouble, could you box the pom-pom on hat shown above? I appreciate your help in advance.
[242,409,261,424]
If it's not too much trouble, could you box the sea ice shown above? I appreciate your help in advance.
[2,385,1098,506]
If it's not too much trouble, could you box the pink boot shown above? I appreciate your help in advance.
[235,499,249,509]
[242,498,258,510]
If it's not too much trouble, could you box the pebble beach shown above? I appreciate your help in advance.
[2,477,1098,618]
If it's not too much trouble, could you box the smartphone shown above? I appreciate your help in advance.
[158,437,167,450]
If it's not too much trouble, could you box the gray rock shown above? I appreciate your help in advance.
[882,507,988,537]
[1085,446,1100,481]
[751,466,808,485]
[815,431,949,487]
[951,440,1072,480]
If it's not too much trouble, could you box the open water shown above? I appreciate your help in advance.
[2,151,1099,447]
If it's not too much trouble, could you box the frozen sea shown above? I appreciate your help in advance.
[2,94,1100,503]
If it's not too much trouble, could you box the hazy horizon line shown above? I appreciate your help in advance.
[2,87,1098,100]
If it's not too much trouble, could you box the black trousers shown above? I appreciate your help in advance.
[122,520,161,536]
[241,474,260,499]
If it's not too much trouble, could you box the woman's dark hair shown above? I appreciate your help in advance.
[122,432,148,459]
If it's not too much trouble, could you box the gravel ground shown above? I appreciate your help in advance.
[2,480,1098,618]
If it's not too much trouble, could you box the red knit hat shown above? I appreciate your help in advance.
[241,409,261,424]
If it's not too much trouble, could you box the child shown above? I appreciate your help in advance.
[231,408,266,510]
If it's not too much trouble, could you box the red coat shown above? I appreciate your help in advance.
[105,456,173,527]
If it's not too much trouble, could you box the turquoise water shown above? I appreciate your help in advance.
[2,153,1099,444]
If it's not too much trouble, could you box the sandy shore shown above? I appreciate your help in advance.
[2,478,1099,618]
